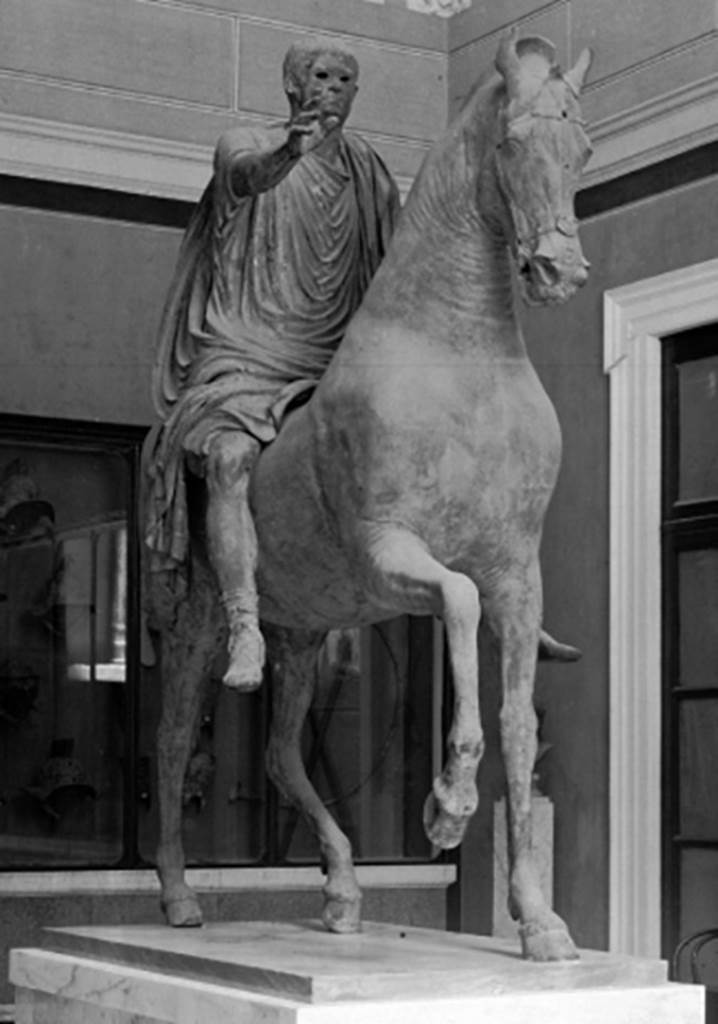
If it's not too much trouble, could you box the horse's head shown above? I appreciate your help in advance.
[493,32,593,305]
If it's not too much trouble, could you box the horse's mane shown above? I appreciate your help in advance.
[398,71,500,228]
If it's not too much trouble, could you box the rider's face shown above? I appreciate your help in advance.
[303,54,358,124]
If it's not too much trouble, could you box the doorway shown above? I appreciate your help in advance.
[604,257,718,957]
[661,324,718,959]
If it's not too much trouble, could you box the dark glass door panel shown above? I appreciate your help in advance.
[678,548,718,689]
[679,699,718,838]
[678,354,718,503]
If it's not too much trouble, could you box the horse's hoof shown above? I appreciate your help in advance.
[422,791,472,850]
[161,895,204,928]
[322,897,362,934]
[519,923,579,961]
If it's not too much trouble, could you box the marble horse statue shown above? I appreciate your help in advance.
[152,32,593,961]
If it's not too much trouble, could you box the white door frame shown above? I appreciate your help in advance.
[604,257,718,957]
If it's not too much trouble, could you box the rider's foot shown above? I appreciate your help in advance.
[223,611,265,691]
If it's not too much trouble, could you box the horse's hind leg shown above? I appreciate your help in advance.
[486,564,578,961]
[363,526,483,850]
[155,559,223,926]
[264,624,362,934]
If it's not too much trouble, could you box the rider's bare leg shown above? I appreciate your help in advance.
[205,432,265,691]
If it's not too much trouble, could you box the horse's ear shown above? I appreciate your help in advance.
[496,30,558,104]
[564,47,592,96]
[495,27,522,99]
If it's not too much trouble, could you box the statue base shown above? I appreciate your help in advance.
[10,920,703,1024]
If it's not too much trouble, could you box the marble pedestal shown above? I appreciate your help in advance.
[10,920,704,1024]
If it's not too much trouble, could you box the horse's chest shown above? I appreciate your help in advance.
[379,369,559,491]
[319,355,561,556]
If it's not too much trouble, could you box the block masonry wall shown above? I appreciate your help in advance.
[0,0,450,190]
[1,0,716,195]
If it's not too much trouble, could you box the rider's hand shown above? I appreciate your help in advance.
[286,104,341,157]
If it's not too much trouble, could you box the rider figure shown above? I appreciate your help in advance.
[143,42,400,691]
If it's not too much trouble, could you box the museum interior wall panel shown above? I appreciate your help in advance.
[159,0,447,51]
[0,74,245,154]
[518,172,718,952]
[0,0,236,109]
[582,34,718,128]
[0,0,446,191]
[571,0,716,87]
[0,204,181,424]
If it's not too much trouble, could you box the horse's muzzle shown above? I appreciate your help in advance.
[519,234,590,305]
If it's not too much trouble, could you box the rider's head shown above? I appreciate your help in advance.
[283,42,359,124]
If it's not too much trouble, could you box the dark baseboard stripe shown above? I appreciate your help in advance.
[0,174,192,229]
[1,139,718,228]
[577,141,718,220]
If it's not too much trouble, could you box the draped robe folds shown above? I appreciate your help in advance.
[143,125,400,574]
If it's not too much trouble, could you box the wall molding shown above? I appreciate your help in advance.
[583,72,718,189]
[0,111,212,202]
[0,111,416,203]
[1,63,718,202]
[604,257,718,958]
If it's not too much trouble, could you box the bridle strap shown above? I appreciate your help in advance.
[494,110,579,255]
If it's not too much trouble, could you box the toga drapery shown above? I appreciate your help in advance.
[143,125,400,572]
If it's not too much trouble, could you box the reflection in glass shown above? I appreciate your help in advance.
[680,848,718,940]
[137,618,435,867]
[0,443,127,866]
[679,699,718,838]
[678,355,718,502]
[679,549,718,689]
[276,620,433,863]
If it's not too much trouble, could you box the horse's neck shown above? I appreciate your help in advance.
[368,87,521,351]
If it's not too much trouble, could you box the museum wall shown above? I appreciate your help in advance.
[516,171,718,951]
[0,0,446,187]
[0,202,179,424]
[448,0,718,136]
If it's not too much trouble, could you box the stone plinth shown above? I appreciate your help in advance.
[10,920,704,1024]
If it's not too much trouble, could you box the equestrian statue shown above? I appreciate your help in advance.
[143,29,593,962]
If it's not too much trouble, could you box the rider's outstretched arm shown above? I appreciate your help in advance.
[217,110,336,199]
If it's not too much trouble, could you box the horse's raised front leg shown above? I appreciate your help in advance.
[487,565,578,961]
[363,526,483,851]
[263,624,362,934]
[155,558,223,927]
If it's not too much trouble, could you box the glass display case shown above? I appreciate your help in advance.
[0,422,140,866]
[0,416,437,871]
